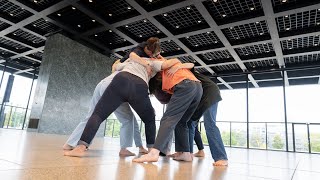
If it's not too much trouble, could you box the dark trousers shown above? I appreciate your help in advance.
[154,79,203,153]
[79,72,156,147]
[194,123,204,151]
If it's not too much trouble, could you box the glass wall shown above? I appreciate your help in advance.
[0,68,36,130]
[102,68,320,154]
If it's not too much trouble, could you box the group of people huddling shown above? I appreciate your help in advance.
[63,37,228,166]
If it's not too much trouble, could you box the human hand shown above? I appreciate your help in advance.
[166,65,180,77]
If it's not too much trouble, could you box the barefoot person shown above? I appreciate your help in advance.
[133,62,203,163]
[188,70,228,166]
[64,58,184,157]
[63,60,147,156]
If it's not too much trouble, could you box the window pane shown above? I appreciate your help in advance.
[310,125,320,153]
[294,124,309,152]
[287,85,320,123]
[231,122,247,147]
[267,123,286,150]
[218,89,247,122]
[249,123,266,149]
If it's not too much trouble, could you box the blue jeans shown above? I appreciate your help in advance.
[188,102,228,161]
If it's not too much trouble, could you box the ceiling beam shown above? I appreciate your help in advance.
[192,0,258,88]
[261,0,289,86]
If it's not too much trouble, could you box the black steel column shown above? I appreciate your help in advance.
[0,61,7,90]
[246,74,249,149]
[307,123,311,153]
[282,69,289,152]
[22,70,36,130]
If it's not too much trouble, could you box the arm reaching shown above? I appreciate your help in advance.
[160,58,181,70]
[166,63,195,77]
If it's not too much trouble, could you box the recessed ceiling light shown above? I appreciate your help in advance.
[288,39,291,41]
[197,20,202,23]
[123,39,126,41]
[256,21,260,24]
[286,27,290,30]
[250,7,255,11]
[78,24,81,27]
[259,32,264,35]
[285,15,289,18]
[10,13,14,16]
[207,31,210,34]
[245,53,249,55]
[109,29,112,32]
[186,36,189,39]
[289,47,292,49]
[125,25,129,28]
[187,7,191,10]
[94,34,98,37]
[317,22,320,25]
[13,33,16,35]
[108,13,112,16]
[282,0,287,2]
[72,7,76,10]
[253,65,256,68]
[163,13,167,17]
[315,44,318,46]
[57,13,61,16]
[318,9,320,11]
[176,25,179,28]
[156,30,160,33]
[168,40,171,42]
[34,0,38,3]
[177,48,181,50]
[214,41,218,43]
[109,42,112,44]
[149,0,152,2]
[143,19,147,23]
[127,7,131,10]
[33,24,37,27]
[92,19,95,22]
[195,44,198,47]
[45,19,48,22]
[89,0,93,2]
[266,50,270,52]
[213,0,218,2]
[139,35,142,37]
[229,27,233,29]
[222,14,226,17]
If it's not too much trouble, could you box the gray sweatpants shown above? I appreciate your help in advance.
[154,79,203,153]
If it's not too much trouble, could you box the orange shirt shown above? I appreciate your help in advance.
[162,64,200,94]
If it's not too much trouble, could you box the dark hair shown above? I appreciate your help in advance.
[148,72,162,95]
[149,73,171,104]
[146,37,160,55]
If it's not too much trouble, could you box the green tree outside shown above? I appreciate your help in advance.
[271,134,284,149]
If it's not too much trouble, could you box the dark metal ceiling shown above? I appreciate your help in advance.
[0,0,320,88]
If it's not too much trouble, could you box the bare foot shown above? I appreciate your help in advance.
[139,146,148,154]
[119,149,136,157]
[213,160,228,166]
[167,152,181,158]
[133,153,159,163]
[173,152,193,162]
[64,145,86,157]
[193,150,205,157]
[62,143,73,150]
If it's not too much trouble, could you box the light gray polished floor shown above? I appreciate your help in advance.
[0,129,319,180]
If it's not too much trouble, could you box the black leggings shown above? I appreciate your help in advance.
[80,72,156,147]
